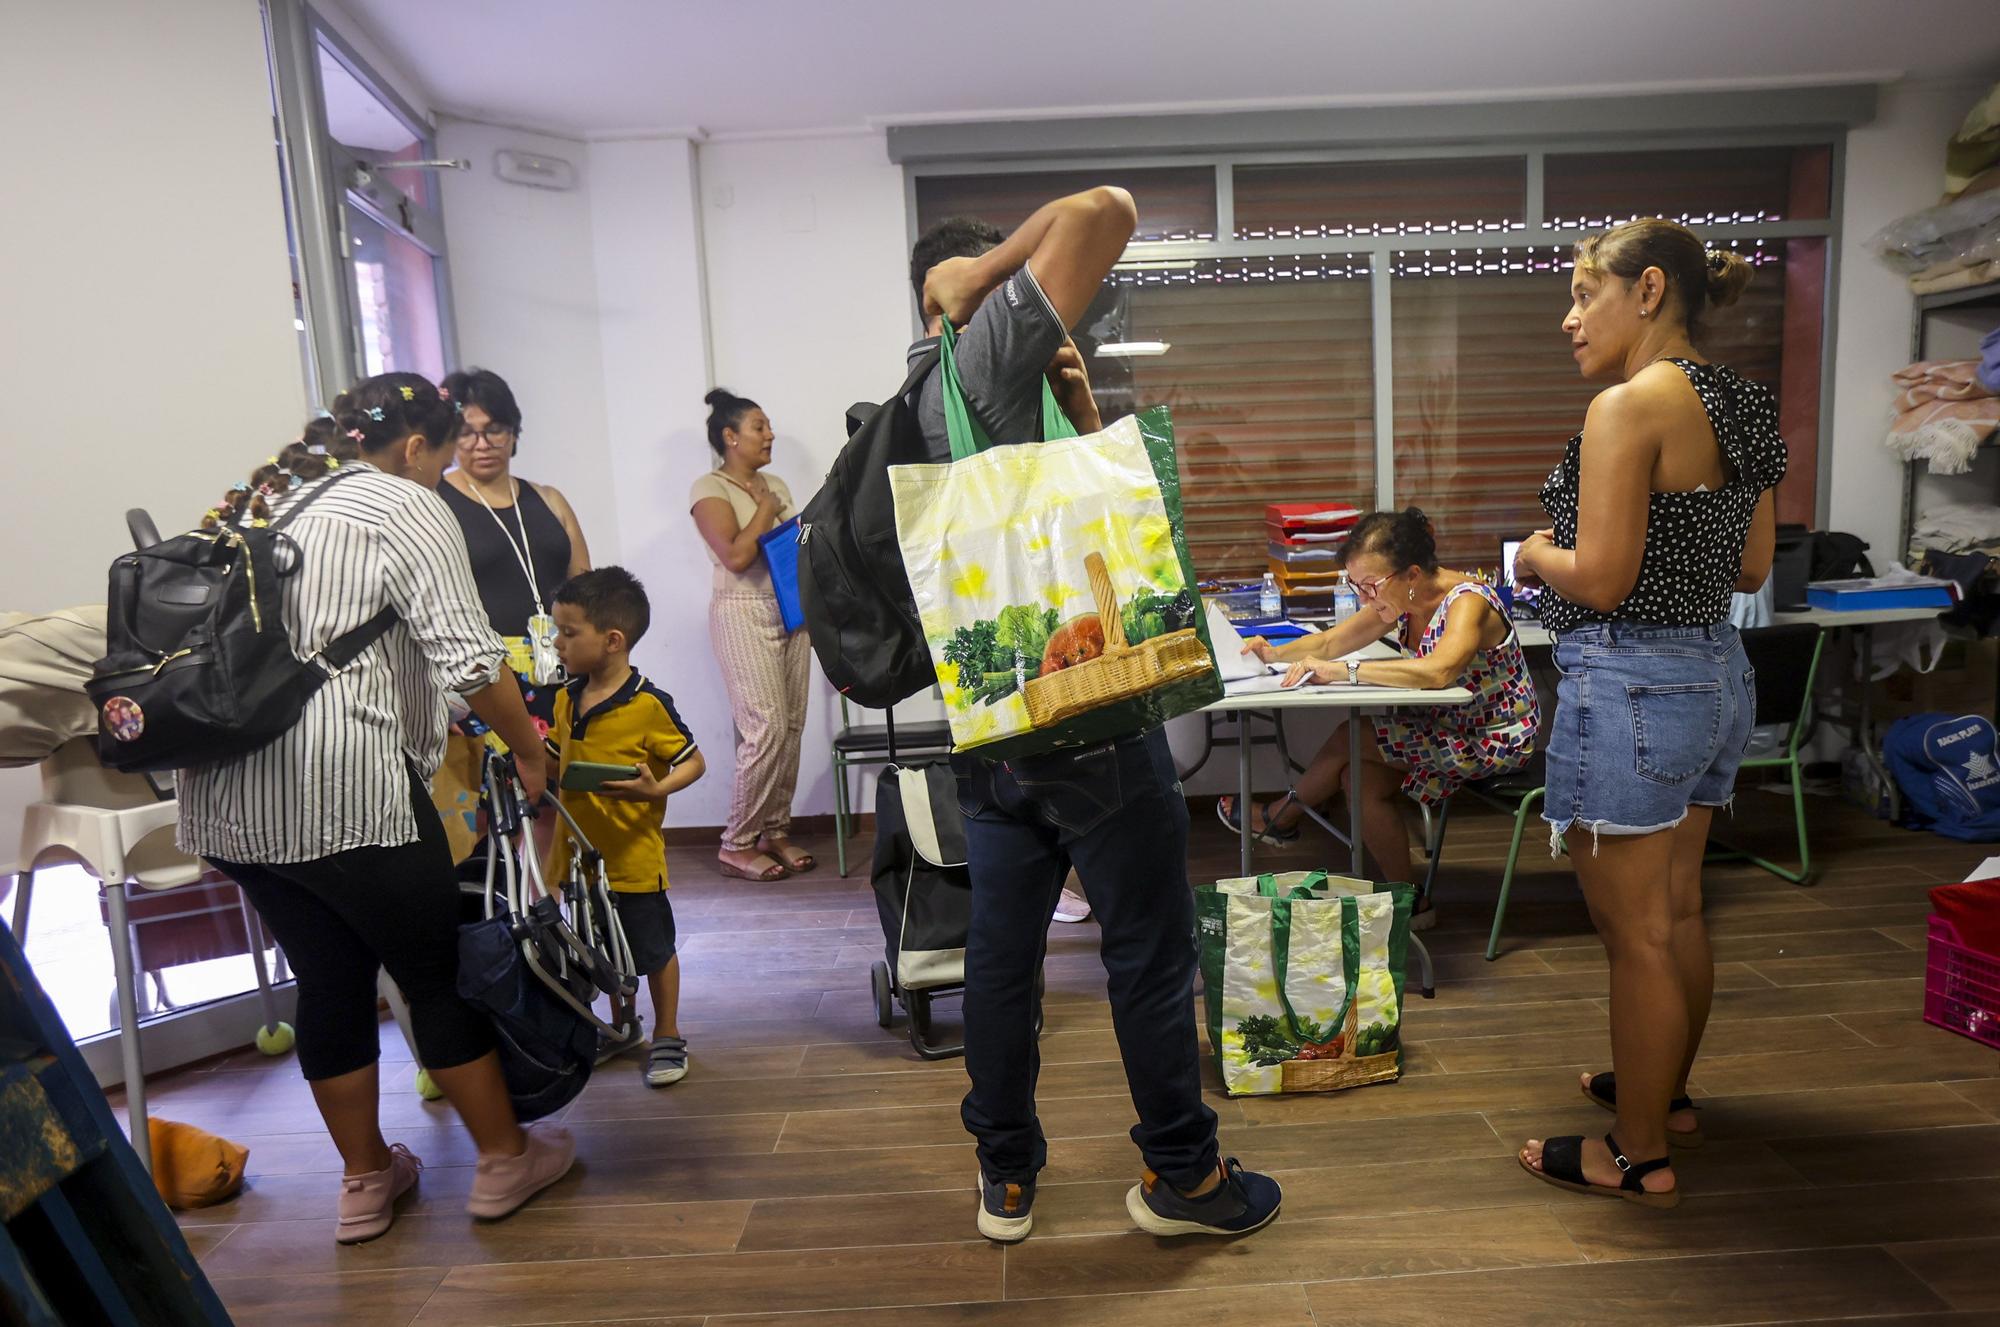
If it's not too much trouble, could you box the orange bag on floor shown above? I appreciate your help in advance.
[146,1117,248,1209]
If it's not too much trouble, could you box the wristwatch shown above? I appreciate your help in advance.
[1346,659,1361,685]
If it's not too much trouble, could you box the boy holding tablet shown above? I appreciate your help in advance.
[548,567,706,1086]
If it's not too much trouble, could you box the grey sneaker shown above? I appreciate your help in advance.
[596,1021,645,1066]
[644,1035,688,1087]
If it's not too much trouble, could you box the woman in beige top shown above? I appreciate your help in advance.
[690,388,813,882]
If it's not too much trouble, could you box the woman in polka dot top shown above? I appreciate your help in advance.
[1513,219,1788,1210]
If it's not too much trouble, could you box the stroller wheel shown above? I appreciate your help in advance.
[871,961,894,1028]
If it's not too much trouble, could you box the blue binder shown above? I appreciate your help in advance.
[759,517,805,632]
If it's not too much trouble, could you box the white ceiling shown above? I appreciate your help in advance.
[339,0,2000,138]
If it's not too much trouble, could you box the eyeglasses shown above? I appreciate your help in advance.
[459,426,515,450]
[1352,574,1393,600]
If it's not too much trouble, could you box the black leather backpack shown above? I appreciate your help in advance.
[796,347,943,708]
[87,471,395,773]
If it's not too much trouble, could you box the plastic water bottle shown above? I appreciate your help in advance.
[1259,572,1281,619]
[1332,570,1359,624]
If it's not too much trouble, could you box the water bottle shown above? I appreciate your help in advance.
[1259,572,1281,619]
[1332,570,1359,624]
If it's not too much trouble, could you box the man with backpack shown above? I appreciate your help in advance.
[904,187,1281,1242]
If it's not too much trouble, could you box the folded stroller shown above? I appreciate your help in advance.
[868,763,1039,1060]
[455,751,641,1119]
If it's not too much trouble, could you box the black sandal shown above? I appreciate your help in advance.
[1582,1071,1704,1148]
[1521,1132,1680,1209]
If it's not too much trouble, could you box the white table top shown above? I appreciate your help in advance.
[1206,682,1474,714]
[1511,603,1945,649]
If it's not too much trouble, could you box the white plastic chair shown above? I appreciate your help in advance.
[12,741,293,1171]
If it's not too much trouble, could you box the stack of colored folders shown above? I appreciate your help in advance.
[1266,503,1361,609]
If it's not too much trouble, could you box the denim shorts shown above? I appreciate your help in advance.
[1542,622,1756,840]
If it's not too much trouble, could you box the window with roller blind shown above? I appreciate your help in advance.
[911,144,1831,583]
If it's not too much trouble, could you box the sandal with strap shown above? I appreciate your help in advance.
[1521,1132,1680,1209]
[718,853,788,882]
[1582,1071,1704,1148]
[1216,794,1301,848]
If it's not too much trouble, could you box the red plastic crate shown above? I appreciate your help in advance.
[1923,916,2000,1051]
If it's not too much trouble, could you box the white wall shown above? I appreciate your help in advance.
[696,133,919,822]
[585,138,732,823]
[437,118,622,563]
[0,0,307,869]
[1826,77,1994,564]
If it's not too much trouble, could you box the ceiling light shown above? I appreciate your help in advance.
[1095,341,1172,357]
[1113,259,1197,272]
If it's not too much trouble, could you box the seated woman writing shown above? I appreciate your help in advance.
[1217,507,1539,926]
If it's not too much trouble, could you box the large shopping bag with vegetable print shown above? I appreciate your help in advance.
[1196,872,1413,1096]
[888,322,1220,761]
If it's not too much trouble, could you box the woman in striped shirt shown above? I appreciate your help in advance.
[178,373,574,1244]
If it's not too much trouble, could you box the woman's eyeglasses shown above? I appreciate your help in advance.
[1352,573,1392,600]
[459,426,515,450]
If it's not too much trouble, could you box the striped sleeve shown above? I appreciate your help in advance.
[380,486,509,696]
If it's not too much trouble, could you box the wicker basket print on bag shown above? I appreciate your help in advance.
[1277,999,1401,1093]
[1022,552,1213,729]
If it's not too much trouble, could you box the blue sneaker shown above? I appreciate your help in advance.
[976,1172,1035,1243]
[1126,1158,1281,1237]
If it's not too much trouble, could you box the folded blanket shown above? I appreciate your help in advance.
[1890,361,2000,474]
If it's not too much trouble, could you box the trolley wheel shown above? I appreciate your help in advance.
[871,961,894,1028]
[254,1021,296,1056]
[415,1068,444,1102]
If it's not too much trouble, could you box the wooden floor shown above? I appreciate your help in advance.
[140,790,2000,1327]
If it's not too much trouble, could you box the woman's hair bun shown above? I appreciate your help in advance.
[1704,249,1754,310]
[704,388,735,409]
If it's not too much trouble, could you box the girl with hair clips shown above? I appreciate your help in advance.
[178,373,575,1244]
[437,367,592,730]
[1223,507,1538,928]
[689,388,814,882]
[1514,221,1782,1209]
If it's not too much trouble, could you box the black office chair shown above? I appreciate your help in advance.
[831,697,953,876]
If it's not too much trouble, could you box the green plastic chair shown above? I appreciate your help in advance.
[1708,624,1826,884]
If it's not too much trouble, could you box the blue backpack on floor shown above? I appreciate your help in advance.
[1883,712,2000,842]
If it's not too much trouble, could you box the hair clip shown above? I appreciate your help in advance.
[453,401,464,415]
[326,457,342,469]
[248,517,270,529]
[399,385,416,401]
[289,473,303,490]
[438,385,452,401]
[365,406,385,422]
[232,482,250,493]
[345,427,365,442]
[267,455,280,466]
[257,482,278,497]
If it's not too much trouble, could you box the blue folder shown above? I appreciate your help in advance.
[758,517,805,632]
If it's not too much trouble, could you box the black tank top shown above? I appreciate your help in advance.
[437,478,573,638]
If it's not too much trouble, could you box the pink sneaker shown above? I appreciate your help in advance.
[465,1124,576,1220]
[336,1143,422,1244]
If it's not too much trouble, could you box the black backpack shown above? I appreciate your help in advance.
[87,471,396,773]
[797,347,942,708]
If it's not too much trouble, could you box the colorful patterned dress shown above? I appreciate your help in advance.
[1372,581,1539,806]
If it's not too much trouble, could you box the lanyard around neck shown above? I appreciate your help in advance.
[467,478,544,614]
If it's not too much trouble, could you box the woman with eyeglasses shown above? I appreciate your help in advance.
[437,368,592,728]
[1218,507,1538,927]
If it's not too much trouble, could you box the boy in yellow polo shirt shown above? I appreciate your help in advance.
[548,568,705,1086]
